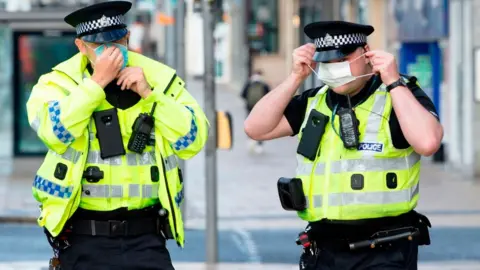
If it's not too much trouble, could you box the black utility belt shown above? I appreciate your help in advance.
[70,217,164,237]
[68,206,174,239]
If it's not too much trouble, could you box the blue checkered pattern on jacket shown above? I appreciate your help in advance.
[172,106,197,151]
[48,100,75,144]
[175,186,184,207]
[33,175,73,199]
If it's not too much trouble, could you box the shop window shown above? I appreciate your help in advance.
[357,0,369,25]
[247,0,278,54]
[13,31,78,156]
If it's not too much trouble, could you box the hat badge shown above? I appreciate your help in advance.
[324,34,334,47]
[100,15,109,27]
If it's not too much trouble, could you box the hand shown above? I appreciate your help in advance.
[365,50,401,86]
[291,43,317,81]
[91,47,123,88]
[116,67,152,98]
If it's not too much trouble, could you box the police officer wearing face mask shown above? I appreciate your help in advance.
[245,21,444,270]
[26,1,209,269]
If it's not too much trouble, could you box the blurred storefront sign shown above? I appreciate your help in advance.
[390,0,448,41]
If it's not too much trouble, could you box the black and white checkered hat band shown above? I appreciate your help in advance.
[314,33,367,49]
[76,15,125,35]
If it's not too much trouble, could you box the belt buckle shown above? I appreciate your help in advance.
[109,220,127,236]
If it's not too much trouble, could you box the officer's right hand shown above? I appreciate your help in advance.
[291,43,317,81]
[91,47,124,88]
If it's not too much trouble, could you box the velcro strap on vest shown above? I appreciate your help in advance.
[71,217,164,237]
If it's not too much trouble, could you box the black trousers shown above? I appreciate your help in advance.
[59,233,175,270]
[301,238,419,270]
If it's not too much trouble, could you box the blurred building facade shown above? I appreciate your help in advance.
[1,0,480,177]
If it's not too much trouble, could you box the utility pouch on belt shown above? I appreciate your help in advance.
[277,177,307,211]
[414,212,432,246]
[297,109,329,161]
[93,108,125,159]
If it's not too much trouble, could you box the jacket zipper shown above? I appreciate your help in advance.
[160,153,178,239]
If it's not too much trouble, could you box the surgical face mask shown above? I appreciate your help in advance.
[309,53,374,88]
[85,41,129,69]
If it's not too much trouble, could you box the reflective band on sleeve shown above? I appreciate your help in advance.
[164,154,178,171]
[33,175,73,199]
[172,106,198,151]
[47,100,75,144]
[49,147,82,164]
[82,184,159,198]
[330,152,420,174]
[30,117,40,133]
[328,183,419,207]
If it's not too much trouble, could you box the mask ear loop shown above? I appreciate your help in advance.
[350,53,375,78]
[308,65,320,77]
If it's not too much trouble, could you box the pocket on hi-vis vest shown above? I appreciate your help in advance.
[358,142,384,152]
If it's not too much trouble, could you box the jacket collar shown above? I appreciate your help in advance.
[52,51,176,91]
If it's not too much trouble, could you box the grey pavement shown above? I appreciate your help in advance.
[0,78,479,269]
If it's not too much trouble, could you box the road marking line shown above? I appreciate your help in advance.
[231,227,261,263]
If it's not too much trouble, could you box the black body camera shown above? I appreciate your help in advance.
[338,107,360,149]
[128,103,157,154]
[277,177,307,211]
[297,109,329,161]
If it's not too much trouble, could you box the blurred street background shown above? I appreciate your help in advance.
[0,0,479,269]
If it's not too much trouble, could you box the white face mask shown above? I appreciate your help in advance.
[309,53,374,88]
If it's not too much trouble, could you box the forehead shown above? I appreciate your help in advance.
[82,37,126,47]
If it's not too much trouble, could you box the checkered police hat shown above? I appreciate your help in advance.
[304,21,374,62]
[64,1,132,43]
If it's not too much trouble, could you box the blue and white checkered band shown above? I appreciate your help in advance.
[76,14,125,35]
[314,33,367,49]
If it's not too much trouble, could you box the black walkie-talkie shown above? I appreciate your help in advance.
[338,95,360,149]
[128,103,157,154]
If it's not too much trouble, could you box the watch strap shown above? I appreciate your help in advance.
[386,78,407,92]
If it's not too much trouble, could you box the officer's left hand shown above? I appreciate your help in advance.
[117,67,152,98]
[365,50,401,86]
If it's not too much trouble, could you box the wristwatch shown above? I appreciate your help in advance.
[386,78,407,92]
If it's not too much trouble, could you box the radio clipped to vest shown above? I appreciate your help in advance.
[338,95,360,149]
[128,102,157,154]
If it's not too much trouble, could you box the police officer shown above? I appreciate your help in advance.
[245,21,443,269]
[26,1,208,269]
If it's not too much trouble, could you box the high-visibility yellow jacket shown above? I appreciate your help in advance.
[26,51,209,247]
[296,82,420,222]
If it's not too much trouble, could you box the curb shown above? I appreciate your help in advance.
[0,216,37,224]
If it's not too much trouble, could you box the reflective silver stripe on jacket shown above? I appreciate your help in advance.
[86,150,178,170]
[305,183,418,208]
[296,152,420,175]
[49,147,83,164]
[329,152,420,174]
[360,88,387,157]
[328,183,419,207]
[86,151,156,166]
[82,183,160,198]
[296,155,324,176]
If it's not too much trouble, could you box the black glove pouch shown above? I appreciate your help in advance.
[277,177,307,211]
